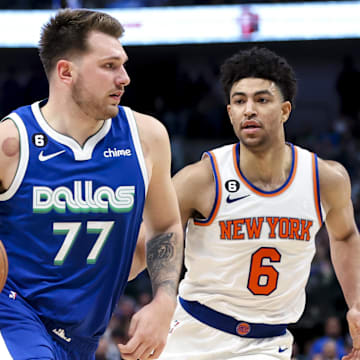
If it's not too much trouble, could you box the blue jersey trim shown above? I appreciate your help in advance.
[193,151,219,224]
[235,142,295,195]
[314,154,323,225]
[179,297,287,338]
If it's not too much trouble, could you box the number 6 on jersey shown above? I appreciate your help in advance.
[247,247,281,295]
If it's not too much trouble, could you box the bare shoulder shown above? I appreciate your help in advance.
[0,118,19,139]
[132,110,169,147]
[173,156,214,192]
[318,157,351,211]
[0,118,20,156]
[173,156,215,223]
[0,118,20,191]
[318,157,350,190]
[130,110,171,181]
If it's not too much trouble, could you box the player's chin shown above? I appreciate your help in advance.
[239,136,262,148]
[105,105,120,119]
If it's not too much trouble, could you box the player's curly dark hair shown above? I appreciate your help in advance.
[220,47,297,106]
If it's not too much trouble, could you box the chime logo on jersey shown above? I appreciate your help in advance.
[103,147,132,158]
[33,180,135,213]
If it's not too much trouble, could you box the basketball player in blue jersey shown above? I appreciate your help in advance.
[157,47,360,359]
[0,8,183,360]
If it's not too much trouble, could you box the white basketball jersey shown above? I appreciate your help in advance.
[179,143,324,325]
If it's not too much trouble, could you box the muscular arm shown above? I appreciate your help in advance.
[146,232,180,299]
[119,112,183,360]
[320,159,360,308]
[0,119,18,292]
[172,155,216,228]
[0,119,20,193]
[320,158,360,354]
[141,117,183,302]
[127,155,216,285]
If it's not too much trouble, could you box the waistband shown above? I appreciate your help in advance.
[41,317,99,354]
[179,297,287,339]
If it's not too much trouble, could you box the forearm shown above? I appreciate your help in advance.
[146,228,183,302]
[331,231,360,309]
[128,224,147,281]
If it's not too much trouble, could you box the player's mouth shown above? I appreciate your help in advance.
[109,91,123,102]
[241,120,261,133]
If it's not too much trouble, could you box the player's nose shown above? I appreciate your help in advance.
[115,66,130,87]
[244,100,256,117]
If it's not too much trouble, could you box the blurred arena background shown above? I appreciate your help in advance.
[1,1,360,359]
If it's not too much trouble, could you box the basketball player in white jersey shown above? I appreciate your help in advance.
[158,47,360,359]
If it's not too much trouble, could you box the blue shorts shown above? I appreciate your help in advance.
[0,286,97,360]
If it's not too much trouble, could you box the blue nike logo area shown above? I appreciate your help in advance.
[278,346,288,353]
[226,194,250,203]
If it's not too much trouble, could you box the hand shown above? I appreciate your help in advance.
[118,292,176,360]
[342,307,360,359]
[342,349,360,359]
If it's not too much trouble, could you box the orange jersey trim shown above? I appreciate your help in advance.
[232,143,298,197]
[194,150,222,226]
[312,153,323,226]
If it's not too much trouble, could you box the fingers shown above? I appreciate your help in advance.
[127,313,139,338]
[342,348,360,359]
[118,330,164,360]
[346,308,360,357]
[119,343,158,360]
[118,337,137,357]
[140,346,156,360]
[120,343,154,360]
[119,301,170,360]
[119,333,165,360]
[118,314,140,358]
[150,343,165,359]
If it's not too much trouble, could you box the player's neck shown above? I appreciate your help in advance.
[41,98,105,147]
[239,142,292,191]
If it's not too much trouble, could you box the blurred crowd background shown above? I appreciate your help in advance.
[1,1,360,359]
[0,0,335,9]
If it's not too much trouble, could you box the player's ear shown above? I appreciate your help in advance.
[281,101,291,124]
[227,104,234,125]
[57,59,74,85]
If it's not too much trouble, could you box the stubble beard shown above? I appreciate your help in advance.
[237,130,269,153]
[72,76,119,121]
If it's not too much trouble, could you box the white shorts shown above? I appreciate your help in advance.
[158,302,294,360]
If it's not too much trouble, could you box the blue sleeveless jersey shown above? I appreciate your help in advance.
[0,101,148,340]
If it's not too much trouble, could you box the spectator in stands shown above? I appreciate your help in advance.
[309,316,346,359]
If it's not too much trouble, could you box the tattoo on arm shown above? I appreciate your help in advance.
[146,232,182,298]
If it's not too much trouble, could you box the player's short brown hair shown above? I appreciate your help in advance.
[39,8,124,78]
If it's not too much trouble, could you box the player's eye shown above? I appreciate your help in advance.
[105,63,114,69]
[234,98,245,104]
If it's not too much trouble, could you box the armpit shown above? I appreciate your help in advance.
[193,209,206,220]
